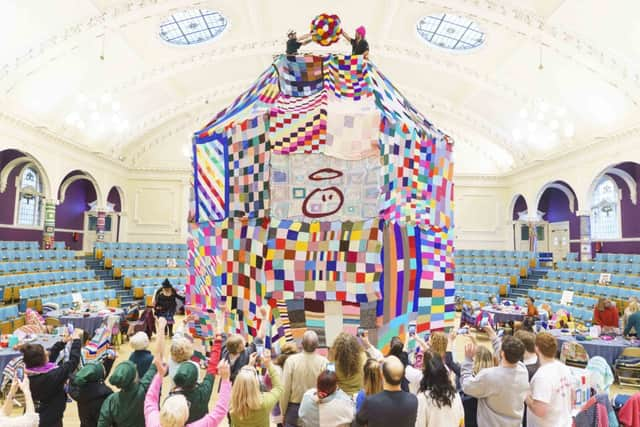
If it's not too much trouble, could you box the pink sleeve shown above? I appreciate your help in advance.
[144,374,163,427]
[188,379,232,427]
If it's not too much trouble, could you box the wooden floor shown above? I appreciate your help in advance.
[3,314,631,426]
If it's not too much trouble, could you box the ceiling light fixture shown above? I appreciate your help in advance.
[512,46,574,149]
[65,92,128,138]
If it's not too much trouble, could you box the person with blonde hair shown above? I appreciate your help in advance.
[354,358,383,411]
[623,297,640,336]
[144,358,232,427]
[330,333,367,395]
[230,349,284,426]
[0,374,39,427]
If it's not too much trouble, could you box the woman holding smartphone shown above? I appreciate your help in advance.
[0,374,39,426]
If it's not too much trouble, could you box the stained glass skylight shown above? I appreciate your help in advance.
[159,9,227,46]
[416,13,485,51]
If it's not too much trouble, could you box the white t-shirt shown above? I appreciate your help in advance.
[415,390,465,427]
[527,360,573,427]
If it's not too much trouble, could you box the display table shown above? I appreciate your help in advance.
[550,329,639,366]
[481,305,527,324]
[46,309,123,337]
[0,334,60,374]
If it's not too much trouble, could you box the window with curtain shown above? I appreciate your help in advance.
[590,176,621,239]
[16,166,43,226]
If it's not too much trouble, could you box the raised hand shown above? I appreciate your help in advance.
[72,328,84,340]
[154,358,168,377]
[262,349,272,367]
[248,352,258,367]
[218,360,230,381]
[17,375,29,393]
[464,342,476,360]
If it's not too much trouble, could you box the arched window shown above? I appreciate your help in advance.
[590,176,621,239]
[15,165,44,226]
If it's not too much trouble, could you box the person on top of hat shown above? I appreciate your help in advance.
[341,25,369,59]
[286,29,313,55]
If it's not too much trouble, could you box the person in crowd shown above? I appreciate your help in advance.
[128,331,153,378]
[0,374,39,426]
[69,358,115,427]
[169,336,196,385]
[514,330,539,379]
[98,317,165,427]
[460,345,495,427]
[387,336,410,391]
[153,279,185,337]
[172,330,223,423]
[460,336,529,427]
[22,327,83,427]
[514,330,539,427]
[415,352,465,427]
[229,349,284,427]
[144,358,232,427]
[355,358,383,411]
[286,30,313,55]
[593,297,619,329]
[355,355,418,427]
[526,332,574,427]
[281,330,328,427]
[526,297,539,318]
[268,342,298,427]
[623,297,640,336]
[222,305,269,383]
[331,332,367,396]
[298,370,355,427]
[341,26,369,58]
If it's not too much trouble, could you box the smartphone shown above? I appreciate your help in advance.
[497,329,505,338]
[67,323,74,336]
[256,344,264,357]
[16,367,24,381]
[327,362,336,372]
[357,327,365,337]
[408,324,416,337]
[457,328,468,335]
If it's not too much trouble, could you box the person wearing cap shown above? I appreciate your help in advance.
[68,359,114,427]
[286,29,312,55]
[153,278,185,337]
[341,26,369,58]
[96,360,157,427]
[170,331,224,423]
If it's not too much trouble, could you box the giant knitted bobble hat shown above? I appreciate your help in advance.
[109,361,138,390]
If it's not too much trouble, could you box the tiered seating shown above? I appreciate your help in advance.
[455,250,536,301]
[531,252,640,323]
[42,288,117,309]
[99,243,188,276]
[95,242,187,260]
[127,268,187,298]
[0,241,39,250]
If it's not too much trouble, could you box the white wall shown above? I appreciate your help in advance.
[0,114,191,244]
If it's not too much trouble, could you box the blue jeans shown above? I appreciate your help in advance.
[284,402,301,427]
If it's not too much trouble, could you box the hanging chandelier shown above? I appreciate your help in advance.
[65,93,129,138]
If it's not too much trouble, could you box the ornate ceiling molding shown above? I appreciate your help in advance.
[408,0,640,105]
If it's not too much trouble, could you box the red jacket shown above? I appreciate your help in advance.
[593,305,619,328]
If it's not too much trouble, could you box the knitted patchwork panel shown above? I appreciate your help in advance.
[265,218,383,303]
[194,131,227,223]
[323,54,372,100]
[275,55,324,97]
[227,115,270,218]
[269,91,327,154]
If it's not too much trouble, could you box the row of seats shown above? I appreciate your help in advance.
[529,289,598,309]
[42,289,117,309]
[457,283,502,296]
[121,268,188,279]
[131,276,184,291]
[547,270,640,287]
[19,281,106,300]
[102,249,187,261]
[537,279,639,300]
[456,250,536,259]
[0,269,95,288]
[134,283,186,299]
[96,242,187,251]
[456,257,529,268]
[594,253,640,264]
[0,305,19,322]
[556,260,640,274]
[457,265,521,278]
[0,241,39,250]
[112,258,183,269]
[456,290,498,303]
[527,290,595,322]
[0,249,75,262]
[0,260,86,275]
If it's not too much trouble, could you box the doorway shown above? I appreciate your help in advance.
[549,221,570,262]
